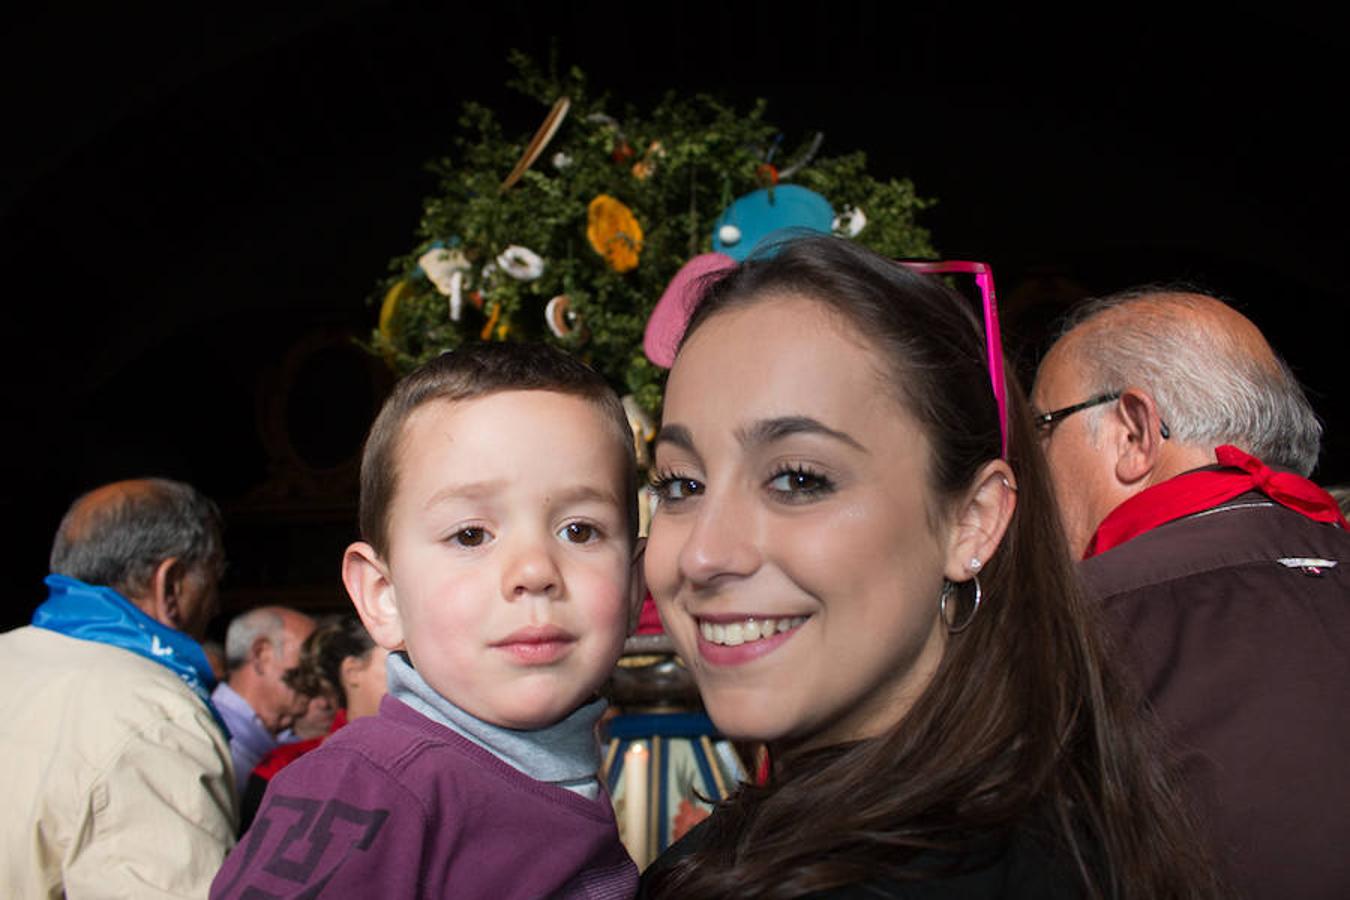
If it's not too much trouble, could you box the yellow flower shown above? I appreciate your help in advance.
[587,195,644,273]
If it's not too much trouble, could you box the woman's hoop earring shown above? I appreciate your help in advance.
[940,576,983,634]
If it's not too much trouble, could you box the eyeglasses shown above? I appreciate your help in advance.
[1033,392,1121,435]
[899,260,1007,459]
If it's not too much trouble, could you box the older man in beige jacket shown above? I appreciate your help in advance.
[0,479,237,898]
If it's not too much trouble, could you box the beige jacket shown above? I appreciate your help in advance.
[0,626,238,898]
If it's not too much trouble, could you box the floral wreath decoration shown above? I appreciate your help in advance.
[370,52,935,450]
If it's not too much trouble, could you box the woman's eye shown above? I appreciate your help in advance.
[453,527,489,547]
[559,522,600,544]
[767,468,832,497]
[651,475,704,503]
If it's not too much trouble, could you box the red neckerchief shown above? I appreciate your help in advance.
[1083,445,1348,559]
[250,708,349,782]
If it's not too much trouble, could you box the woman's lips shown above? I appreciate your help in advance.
[694,614,809,666]
[492,625,576,665]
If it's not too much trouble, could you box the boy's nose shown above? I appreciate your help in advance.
[503,541,562,599]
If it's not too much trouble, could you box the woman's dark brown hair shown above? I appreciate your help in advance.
[645,236,1217,899]
[284,615,376,709]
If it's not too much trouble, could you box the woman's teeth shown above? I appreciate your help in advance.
[699,616,807,646]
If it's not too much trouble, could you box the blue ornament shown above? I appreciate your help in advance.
[711,185,835,261]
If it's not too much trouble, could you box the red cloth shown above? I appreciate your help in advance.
[250,709,348,782]
[1084,445,1348,559]
[635,592,664,635]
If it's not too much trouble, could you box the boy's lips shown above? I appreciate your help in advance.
[492,625,577,665]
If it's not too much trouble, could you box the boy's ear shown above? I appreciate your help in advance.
[627,537,648,635]
[342,541,406,652]
[943,460,1017,583]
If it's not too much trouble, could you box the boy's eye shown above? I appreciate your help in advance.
[453,527,489,547]
[559,522,599,544]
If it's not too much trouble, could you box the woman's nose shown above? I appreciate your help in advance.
[676,489,761,586]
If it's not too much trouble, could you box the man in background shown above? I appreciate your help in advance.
[0,478,237,898]
[213,604,316,794]
[1034,288,1350,899]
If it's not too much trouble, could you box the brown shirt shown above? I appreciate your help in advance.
[1083,493,1350,900]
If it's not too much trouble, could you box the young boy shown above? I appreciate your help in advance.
[212,343,643,899]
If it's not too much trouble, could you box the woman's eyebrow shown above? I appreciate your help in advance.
[736,416,867,452]
[654,424,696,452]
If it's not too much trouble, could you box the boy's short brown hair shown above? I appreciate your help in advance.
[359,342,638,557]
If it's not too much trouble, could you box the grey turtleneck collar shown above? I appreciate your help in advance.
[387,652,606,800]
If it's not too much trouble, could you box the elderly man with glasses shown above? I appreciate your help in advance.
[1032,287,1350,900]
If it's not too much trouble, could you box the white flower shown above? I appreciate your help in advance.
[418,247,471,297]
[832,206,867,237]
[552,151,572,170]
[497,245,546,281]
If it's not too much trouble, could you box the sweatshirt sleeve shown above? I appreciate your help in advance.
[65,702,238,899]
[210,748,431,899]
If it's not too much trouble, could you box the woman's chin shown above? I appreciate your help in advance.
[701,695,802,746]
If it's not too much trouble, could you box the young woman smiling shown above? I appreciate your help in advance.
[639,237,1218,899]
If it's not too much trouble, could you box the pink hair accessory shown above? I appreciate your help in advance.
[643,252,737,368]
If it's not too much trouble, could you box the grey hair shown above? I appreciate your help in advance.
[49,478,225,599]
[224,608,285,671]
[1061,288,1321,476]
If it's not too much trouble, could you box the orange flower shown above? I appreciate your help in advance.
[587,195,644,273]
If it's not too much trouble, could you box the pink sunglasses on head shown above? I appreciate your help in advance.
[898,260,1008,459]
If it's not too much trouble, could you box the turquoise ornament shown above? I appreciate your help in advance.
[711,185,835,261]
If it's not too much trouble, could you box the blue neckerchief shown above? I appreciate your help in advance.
[33,574,230,738]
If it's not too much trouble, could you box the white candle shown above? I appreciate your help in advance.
[623,741,650,867]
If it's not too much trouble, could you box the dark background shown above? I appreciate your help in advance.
[3,4,1346,633]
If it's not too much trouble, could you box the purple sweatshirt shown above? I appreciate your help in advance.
[210,695,637,899]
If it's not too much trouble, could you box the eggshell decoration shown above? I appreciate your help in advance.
[417,247,471,296]
[832,205,867,237]
[545,294,578,338]
[496,245,546,281]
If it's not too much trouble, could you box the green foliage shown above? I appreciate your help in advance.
[370,52,936,415]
